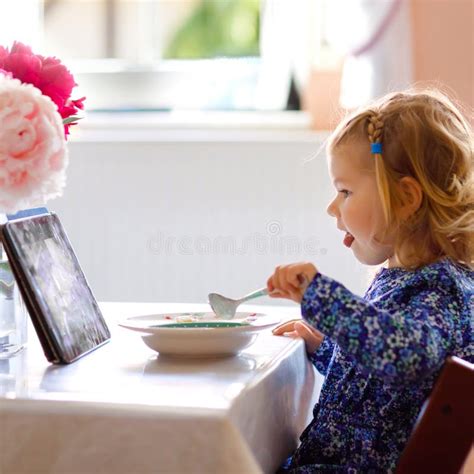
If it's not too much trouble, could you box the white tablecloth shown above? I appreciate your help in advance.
[0,302,323,474]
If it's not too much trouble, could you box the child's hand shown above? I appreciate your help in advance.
[267,262,317,303]
[272,319,324,354]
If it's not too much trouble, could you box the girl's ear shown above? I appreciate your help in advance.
[397,177,423,220]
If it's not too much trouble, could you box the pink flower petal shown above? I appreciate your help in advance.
[0,75,68,212]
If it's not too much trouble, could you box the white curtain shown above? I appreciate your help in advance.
[258,0,413,110]
[257,0,315,110]
[325,0,413,108]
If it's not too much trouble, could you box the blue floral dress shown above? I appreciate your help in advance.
[279,258,473,473]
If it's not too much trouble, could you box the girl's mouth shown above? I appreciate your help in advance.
[343,232,355,248]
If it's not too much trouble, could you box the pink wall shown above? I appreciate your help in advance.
[303,68,343,131]
[411,0,473,119]
[304,0,473,130]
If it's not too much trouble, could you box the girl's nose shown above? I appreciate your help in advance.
[327,197,338,217]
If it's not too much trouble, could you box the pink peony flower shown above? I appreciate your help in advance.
[0,75,68,213]
[0,46,8,63]
[37,55,76,105]
[0,42,85,137]
[0,69,12,78]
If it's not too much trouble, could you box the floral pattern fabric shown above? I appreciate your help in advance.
[280,258,473,473]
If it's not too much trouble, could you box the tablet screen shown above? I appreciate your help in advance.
[3,213,110,363]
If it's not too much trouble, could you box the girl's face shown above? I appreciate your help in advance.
[326,138,396,266]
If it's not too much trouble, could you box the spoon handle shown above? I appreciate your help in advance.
[239,287,269,304]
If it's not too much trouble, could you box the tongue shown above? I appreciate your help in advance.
[343,233,354,248]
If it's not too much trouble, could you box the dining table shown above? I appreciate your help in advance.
[0,302,323,474]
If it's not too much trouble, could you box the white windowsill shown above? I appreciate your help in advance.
[69,110,328,144]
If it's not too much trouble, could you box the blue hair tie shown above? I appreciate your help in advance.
[371,142,383,154]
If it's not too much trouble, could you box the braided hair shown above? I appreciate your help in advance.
[367,113,384,145]
[326,89,474,269]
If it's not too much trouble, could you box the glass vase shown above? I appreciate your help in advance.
[0,242,28,358]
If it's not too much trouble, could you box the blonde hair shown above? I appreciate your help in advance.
[327,89,474,269]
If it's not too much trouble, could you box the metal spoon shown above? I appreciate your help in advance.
[209,274,310,319]
[208,287,269,319]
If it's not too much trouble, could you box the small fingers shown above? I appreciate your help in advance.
[267,263,318,302]
[266,275,275,293]
[272,319,300,335]
[274,266,299,296]
[267,273,290,299]
[273,328,299,338]
[294,321,314,338]
[294,321,324,353]
[287,268,303,288]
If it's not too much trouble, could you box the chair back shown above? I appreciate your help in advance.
[396,356,474,474]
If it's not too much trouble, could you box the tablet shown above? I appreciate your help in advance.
[1,212,110,364]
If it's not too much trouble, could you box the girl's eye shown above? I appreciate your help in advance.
[339,189,351,198]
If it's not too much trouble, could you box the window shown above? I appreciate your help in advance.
[42,0,263,111]
[0,0,339,112]
[42,0,259,61]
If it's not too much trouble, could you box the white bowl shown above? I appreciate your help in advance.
[119,312,280,358]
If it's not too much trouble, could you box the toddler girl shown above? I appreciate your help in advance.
[268,89,473,473]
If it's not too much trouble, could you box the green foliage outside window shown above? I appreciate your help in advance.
[164,0,260,59]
